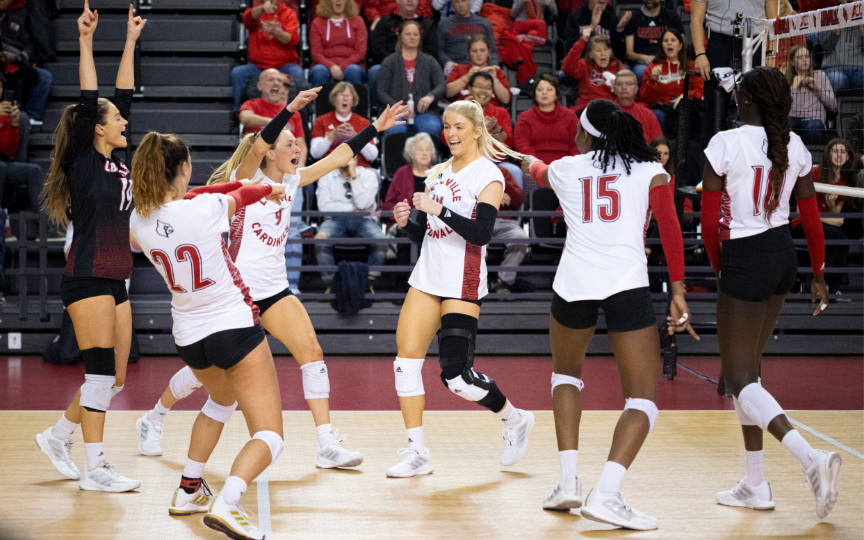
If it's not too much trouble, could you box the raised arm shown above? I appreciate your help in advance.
[117,5,146,90]
[78,0,98,91]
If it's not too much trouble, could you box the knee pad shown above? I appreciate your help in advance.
[733,397,757,426]
[738,382,784,431]
[82,347,116,377]
[169,366,203,400]
[624,397,659,432]
[394,357,425,397]
[201,397,237,424]
[252,430,284,465]
[551,373,584,396]
[438,313,477,371]
[80,374,116,412]
[111,384,124,397]
[301,361,330,400]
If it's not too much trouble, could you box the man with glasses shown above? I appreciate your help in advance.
[239,69,308,166]
[611,70,663,143]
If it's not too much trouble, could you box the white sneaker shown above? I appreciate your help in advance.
[543,475,583,510]
[136,414,163,456]
[79,463,141,492]
[500,409,535,466]
[386,448,434,478]
[169,478,216,516]
[581,488,658,531]
[716,479,775,510]
[203,495,265,540]
[316,430,364,469]
[36,427,80,480]
[805,449,842,519]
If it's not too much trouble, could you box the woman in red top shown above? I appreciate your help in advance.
[310,82,379,168]
[561,28,621,114]
[639,29,703,132]
[791,139,856,292]
[446,36,512,106]
[309,0,367,88]
[514,73,579,175]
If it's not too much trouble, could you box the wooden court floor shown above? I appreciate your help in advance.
[1,411,861,539]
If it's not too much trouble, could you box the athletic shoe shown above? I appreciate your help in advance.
[386,448,434,478]
[136,414,163,456]
[203,495,265,540]
[79,463,141,492]
[580,489,658,531]
[36,427,80,480]
[500,409,535,466]
[316,430,364,469]
[716,479,775,510]
[169,479,215,516]
[543,475,583,510]
[805,449,842,519]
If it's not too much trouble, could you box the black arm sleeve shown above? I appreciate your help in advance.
[60,90,100,174]
[437,202,498,246]
[111,88,134,121]
[346,124,378,156]
[404,210,428,244]
[260,105,295,144]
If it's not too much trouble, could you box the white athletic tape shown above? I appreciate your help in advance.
[445,370,491,402]
[169,366,203,400]
[394,358,425,397]
[738,382,785,431]
[80,374,116,412]
[624,397,659,432]
[733,397,758,426]
[815,183,864,199]
[301,361,330,400]
[551,373,584,396]
[252,430,284,465]
[201,397,237,424]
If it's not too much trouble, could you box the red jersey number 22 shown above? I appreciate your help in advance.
[578,174,621,223]
[151,245,216,293]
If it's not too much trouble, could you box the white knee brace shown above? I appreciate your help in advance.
[444,370,492,402]
[624,397,659,432]
[394,357,425,397]
[111,384,124,397]
[80,374,116,412]
[733,397,758,426]
[169,366,203,400]
[301,361,330,400]
[551,373,584,396]
[252,430,284,465]
[201,397,238,424]
[738,382,784,431]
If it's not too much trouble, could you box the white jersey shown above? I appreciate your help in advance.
[547,153,669,302]
[408,157,504,300]
[130,194,259,346]
[704,125,812,241]
[228,168,301,300]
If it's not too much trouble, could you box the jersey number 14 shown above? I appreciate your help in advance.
[579,174,621,222]
[151,245,216,293]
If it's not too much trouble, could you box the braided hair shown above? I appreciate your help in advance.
[739,66,792,218]
[584,99,660,174]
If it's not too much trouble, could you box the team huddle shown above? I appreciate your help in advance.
[31,4,842,539]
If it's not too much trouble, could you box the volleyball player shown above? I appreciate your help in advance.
[387,100,534,478]
[130,132,288,539]
[35,3,145,492]
[523,99,697,530]
[701,67,841,519]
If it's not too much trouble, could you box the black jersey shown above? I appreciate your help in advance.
[62,89,134,280]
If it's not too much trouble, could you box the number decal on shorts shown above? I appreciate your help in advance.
[578,174,621,223]
[150,245,215,293]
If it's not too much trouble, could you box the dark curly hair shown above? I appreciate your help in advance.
[583,99,660,174]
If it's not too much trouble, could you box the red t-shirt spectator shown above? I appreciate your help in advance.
[446,64,512,106]
[514,104,580,164]
[561,37,621,111]
[243,4,301,69]
[311,111,376,168]
[309,16,367,71]
[0,115,19,157]
[790,167,848,228]
[615,102,663,144]
[639,61,704,106]
[312,0,432,23]
[239,99,304,135]
[499,166,524,214]
[441,101,513,148]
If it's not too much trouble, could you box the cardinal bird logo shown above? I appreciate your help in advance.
[156,220,174,238]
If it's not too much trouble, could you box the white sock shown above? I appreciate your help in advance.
[595,461,627,496]
[183,458,206,479]
[220,476,248,507]
[317,423,334,448]
[407,426,425,452]
[147,399,170,423]
[782,430,814,469]
[559,450,578,481]
[52,414,78,442]
[85,442,105,471]
[744,450,765,486]
[496,401,522,429]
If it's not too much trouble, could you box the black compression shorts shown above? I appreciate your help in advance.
[719,227,797,303]
[551,287,656,333]
[176,324,266,371]
[254,287,295,317]
[60,276,129,307]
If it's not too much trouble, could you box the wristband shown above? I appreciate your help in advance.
[345,124,378,157]
[694,53,706,59]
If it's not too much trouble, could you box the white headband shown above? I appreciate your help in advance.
[580,110,605,139]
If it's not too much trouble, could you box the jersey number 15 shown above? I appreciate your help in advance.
[151,245,216,293]
[579,174,621,222]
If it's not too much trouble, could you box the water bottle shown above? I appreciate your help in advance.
[407,93,414,126]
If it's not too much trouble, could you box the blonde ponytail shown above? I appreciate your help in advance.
[207,132,257,185]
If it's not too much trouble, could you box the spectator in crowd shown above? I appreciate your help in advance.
[314,156,388,289]
[514,74,580,183]
[437,0,499,74]
[378,20,447,136]
[623,0,684,85]
[819,2,864,92]
[446,36,512,106]
[797,0,837,11]
[232,0,303,112]
[383,132,436,227]
[0,83,42,211]
[239,69,307,165]
[610,70,663,143]
[434,0,482,18]
[368,0,434,27]
[639,29,704,130]
[775,0,808,66]
[561,28,621,114]
[311,82,379,168]
[563,0,626,61]
[0,15,52,129]
[11,0,57,64]
[511,0,558,22]
[791,139,856,292]
[489,166,533,294]
[787,45,836,139]
[369,0,438,109]
[309,0,368,88]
